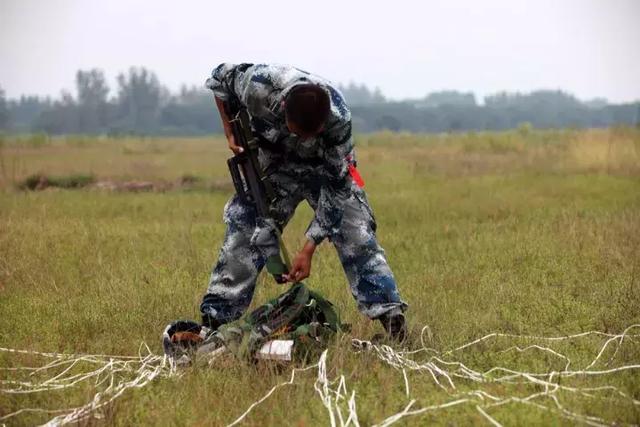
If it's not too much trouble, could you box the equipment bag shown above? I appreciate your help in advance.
[163,283,346,363]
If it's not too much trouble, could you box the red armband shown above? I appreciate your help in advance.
[348,164,365,188]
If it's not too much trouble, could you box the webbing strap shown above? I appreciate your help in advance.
[216,283,343,360]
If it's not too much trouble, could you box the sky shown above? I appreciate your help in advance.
[1,0,639,103]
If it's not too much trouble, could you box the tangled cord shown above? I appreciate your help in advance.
[230,324,640,427]
[0,344,178,426]
[1,325,639,426]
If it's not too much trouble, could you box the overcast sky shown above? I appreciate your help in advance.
[1,0,639,103]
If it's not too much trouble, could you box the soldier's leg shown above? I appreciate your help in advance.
[200,176,303,328]
[200,195,263,327]
[329,189,408,319]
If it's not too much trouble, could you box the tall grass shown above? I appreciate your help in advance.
[0,128,639,425]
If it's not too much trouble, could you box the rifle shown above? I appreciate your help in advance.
[225,105,291,284]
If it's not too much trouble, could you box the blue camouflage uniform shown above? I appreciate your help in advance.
[200,63,407,324]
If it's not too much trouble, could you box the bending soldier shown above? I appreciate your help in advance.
[200,63,408,340]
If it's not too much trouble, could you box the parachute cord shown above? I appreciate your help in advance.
[2,324,639,426]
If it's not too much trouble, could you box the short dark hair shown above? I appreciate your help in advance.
[284,84,330,134]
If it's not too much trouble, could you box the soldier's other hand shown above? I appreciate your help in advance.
[285,241,316,282]
[285,251,312,283]
[227,134,244,155]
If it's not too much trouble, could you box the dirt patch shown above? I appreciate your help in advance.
[17,173,233,193]
[18,174,96,191]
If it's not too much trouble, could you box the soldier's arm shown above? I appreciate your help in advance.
[206,63,277,152]
[206,63,246,154]
[214,96,243,154]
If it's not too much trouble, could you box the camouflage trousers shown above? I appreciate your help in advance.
[200,173,407,325]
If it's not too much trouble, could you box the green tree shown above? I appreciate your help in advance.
[115,67,164,133]
[338,83,385,105]
[8,95,52,131]
[159,85,220,134]
[420,91,477,108]
[35,91,78,134]
[76,69,109,133]
[0,86,9,130]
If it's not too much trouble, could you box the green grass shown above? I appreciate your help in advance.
[1,129,639,426]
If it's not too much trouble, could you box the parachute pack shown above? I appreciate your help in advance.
[163,283,347,365]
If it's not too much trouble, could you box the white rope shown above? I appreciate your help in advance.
[401,369,410,398]
[312,350,361,427]
[225,362,319,427]
[2,324,638,426]
[352,324,640,426]
[373,398,471,427]
[476,405,502,427]
[0,345,178,426]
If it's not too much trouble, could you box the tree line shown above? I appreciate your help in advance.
[1,68,638,135]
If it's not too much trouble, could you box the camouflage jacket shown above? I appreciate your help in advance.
[205,63,355,245]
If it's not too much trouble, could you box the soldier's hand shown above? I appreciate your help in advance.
[285,241,316,282]
[286,252,312,282]
[227,134,244,155]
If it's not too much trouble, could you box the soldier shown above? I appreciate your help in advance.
[200,63,408,340]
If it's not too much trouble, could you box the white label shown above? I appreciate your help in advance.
[255,340,294,361]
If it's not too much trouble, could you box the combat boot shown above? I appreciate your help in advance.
[378,312,407,342]
[201,314,223,331]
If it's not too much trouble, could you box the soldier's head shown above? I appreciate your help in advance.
[284,84,330,138]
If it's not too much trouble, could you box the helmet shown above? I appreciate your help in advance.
[162,320,214,365]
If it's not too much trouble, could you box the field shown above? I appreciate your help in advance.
[1,128,639,426]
